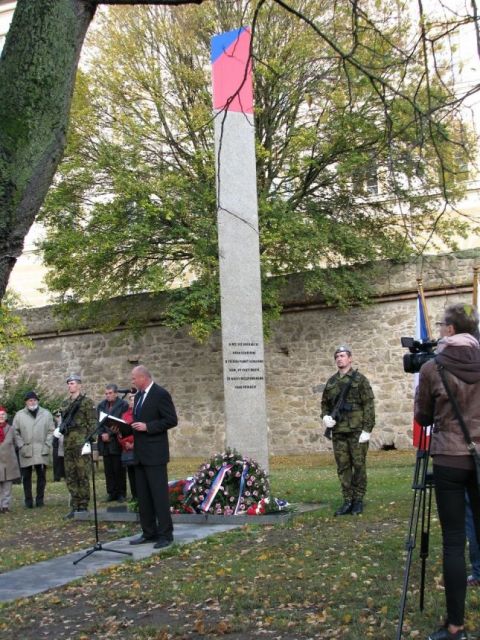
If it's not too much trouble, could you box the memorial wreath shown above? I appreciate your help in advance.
[169,448,289,515]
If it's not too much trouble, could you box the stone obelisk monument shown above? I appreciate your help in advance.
[211,27,269,470]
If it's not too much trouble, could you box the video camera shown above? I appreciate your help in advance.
[401,336,437,374]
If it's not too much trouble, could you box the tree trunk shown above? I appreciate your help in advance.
[0,0,96,299]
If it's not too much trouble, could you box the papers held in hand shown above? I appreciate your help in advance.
[98,411,132,436]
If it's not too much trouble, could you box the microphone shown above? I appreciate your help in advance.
[117,388,134,394]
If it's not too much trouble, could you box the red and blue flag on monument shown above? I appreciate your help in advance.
[211,27,253,114]
[412,294,431,449]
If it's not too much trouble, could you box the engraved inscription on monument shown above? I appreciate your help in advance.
[225,341,265,389]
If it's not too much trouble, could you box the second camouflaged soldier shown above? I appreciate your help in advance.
[321,345,375,516]
[60,374,96,519]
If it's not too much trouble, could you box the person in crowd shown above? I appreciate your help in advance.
[129,366,177,549]
[52,411,65,481]
[61,373,96,519]
[13,391,55,508]
[96,384,128,502]
[0,406,21,512]
[466,494,480,587]
[321,345,375,516]
[118,391,137,500]
[415,303,480,640]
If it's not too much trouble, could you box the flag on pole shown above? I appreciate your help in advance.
[412,293,431,449]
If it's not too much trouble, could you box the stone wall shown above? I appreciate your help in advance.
[11,250,480,457]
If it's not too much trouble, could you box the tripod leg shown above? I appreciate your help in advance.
[419,476,434,611]
[73,544,132,565]
[100,547,132,557]
[73,548,97,565]
[396,431,432,640]
[396,488,423,640]
[72,445,132,564]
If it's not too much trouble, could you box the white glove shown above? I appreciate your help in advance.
[323,415,336,429]
[81,442,92,456]
[358,430,371,443]
[53,427,62,439]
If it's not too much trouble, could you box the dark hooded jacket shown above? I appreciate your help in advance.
[415,335,480,457]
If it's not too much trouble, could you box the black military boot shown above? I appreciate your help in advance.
[351,499,364,515]
[334,500,353,516]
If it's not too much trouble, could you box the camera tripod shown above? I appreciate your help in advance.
[73,422,132,565]
[396,426,433,639]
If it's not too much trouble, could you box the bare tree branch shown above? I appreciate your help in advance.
[97,0,204,4]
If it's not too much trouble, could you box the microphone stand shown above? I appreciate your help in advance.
[73,419,132,565]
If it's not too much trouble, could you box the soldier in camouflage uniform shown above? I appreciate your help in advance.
[321,345,375,516]
[61,374,96,519]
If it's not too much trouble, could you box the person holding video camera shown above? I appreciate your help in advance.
[415,303,480,640]
[321,345,375,516]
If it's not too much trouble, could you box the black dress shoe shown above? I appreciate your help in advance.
[334,500,353,516]
[24,499,34,509]
[351,500,363,515]
[36,498,44,507]
[427,627,468,640]
[153,538,173,549]
[129,535,158,545]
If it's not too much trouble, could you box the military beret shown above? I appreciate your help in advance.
[24,390,39,401]
[334,345,352,357]
[66,373,82,383]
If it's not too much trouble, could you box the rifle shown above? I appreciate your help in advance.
[59,394,85,436]
[324,370,358,440]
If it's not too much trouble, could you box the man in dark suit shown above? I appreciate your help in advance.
[129,365,178,549]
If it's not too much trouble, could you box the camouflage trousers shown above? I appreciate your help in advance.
[332,431,369,501]
[64,445,90,510]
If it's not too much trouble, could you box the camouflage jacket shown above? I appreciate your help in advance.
[321,369,375,434]
[61,394,97,449]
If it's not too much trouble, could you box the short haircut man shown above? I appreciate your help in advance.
[129,366,178,549]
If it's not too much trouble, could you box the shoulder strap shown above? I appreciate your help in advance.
[436,362,477,454]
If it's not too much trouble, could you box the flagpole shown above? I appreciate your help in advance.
[416,278,433,340]
[473,266,479,308]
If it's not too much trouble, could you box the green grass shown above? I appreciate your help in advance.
[0,452,478,639]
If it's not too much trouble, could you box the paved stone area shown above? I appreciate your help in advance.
[0,523,239,603]
[78,503,319,525]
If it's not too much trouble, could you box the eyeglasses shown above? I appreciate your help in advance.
[435,321,447,326]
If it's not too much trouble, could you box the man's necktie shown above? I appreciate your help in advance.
[135,391,145,419]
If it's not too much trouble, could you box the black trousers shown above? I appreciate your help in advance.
[22,464,47,503]
[433,463,480,626]
[52,448,65,481]
[134,463,172,540]
[103,454,126,498]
